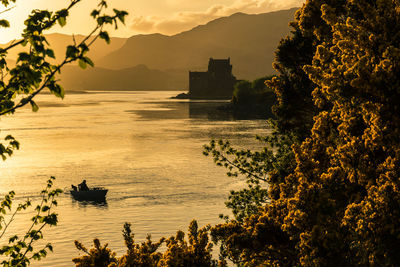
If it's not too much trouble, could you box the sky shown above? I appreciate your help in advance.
[0,0,304,43]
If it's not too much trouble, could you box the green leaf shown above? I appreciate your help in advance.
[0,19,10,28]
[83,57,94,67]
[91,10,99,18]
[41,206,50,212]
[78,59,87,69]
[98,0,108,8]
[57,16,66,27]
[113,9,128,24]
[78,43,89,55]
[5,135,14,141]
[46,49,55,59]
[46,243,53,252]
[53,84,65,99]
[99,31,110,44]
[57,9,69,17]
[17,52,30,62]
[29,100,39,112]
[47,81,65,98]
[66,45,79,59]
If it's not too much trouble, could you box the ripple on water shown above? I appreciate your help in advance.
[0,91,271,266]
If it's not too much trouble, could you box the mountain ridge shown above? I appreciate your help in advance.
[2,8,298,91]
[1,33,127,63]
[97,8,298,80]
[59,64,186,91]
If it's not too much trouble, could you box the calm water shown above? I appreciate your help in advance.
[0,91,271,266]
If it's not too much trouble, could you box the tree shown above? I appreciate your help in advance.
[232,80,253,104]
[0,0,127,265]
[0,177,62,266]
[232,76,276,105]
[231,76,277,119]
[208,0,400,265]
[72,220,226,267]
[0,0,127,158]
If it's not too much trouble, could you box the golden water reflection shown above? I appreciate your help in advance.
[0,91,271,266]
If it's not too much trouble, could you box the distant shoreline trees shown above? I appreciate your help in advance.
[230,76,276,119]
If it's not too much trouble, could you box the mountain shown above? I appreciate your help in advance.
[1,33,126,63]
[59,64,186,91]
[98,8,297,81]
[2,8,297,91]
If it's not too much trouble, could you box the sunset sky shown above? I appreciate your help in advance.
[0,0,303,43]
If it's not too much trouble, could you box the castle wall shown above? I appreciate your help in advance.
[189,58,236,99]
[189,71,209,98]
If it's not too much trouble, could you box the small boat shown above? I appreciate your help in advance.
[70,187,108,201]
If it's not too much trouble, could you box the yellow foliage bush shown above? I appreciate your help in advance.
[73,220,226,267]
[74,1,400,266]
[211,0,400,265]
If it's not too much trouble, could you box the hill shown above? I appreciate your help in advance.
[59,64,185,91]
[98,8,297,80]
[2,8,297,91]
[1,33,126,63]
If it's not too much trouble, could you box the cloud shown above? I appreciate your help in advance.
[130,16,158,32]
[129,0,303,35]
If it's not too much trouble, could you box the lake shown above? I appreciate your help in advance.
[0,91,271,266]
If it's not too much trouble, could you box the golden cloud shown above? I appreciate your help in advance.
[130,0,304,35]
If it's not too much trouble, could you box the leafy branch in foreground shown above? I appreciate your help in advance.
[0,0,128,160]
[203,128,296,222]
[0,176,62,266]
[0,0,128,265]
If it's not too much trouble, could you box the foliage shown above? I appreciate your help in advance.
[111,222,164,267]
[0,0,128,159]
[232,80,252,104]
[0,135,19,161]
[73,239,117,267]
[73,220,226,267]
[0,0,127,265]
[266,7,320,141]
[231,76,276,118]
[207,0,400,266]
[0,177,62,266]
[232,76,274,105]
[203,132,296,223]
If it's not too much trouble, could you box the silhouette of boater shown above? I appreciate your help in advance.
[70,180,108,201]
[78,180,89,191]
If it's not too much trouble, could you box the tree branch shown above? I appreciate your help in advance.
[0,26,103,116]
[223,156,268,182]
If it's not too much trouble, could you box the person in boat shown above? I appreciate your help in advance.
[71,184,78,191]
[78,180,89,191]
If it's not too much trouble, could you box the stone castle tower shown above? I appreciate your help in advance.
[189,58,237,99]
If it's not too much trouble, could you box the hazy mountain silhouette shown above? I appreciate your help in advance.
[3,8,297,91]
[98,8,297,80]
[59,64,185,91]
[1,33,126,63]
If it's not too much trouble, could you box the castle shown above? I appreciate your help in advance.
[189,58,237,99]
